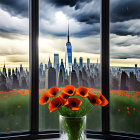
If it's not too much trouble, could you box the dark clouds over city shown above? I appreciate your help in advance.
[0,0,140,62]
[0,0,140,36]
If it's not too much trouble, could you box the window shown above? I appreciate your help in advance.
[110,0,140,133]
[39,0,101,131]
[0,0,140,139]
[0,0,29,132]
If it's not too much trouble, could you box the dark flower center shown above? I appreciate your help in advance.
[80,91,85,96]
[72,102,76,107]
[63,94,69,99]
[45,97,48,102]
[55,102,60,107]
[92,99,96,103]
[52,92,56,95]
[68,90,73,94]
[100,97,103,101]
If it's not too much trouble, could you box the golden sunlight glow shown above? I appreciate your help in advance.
[0,33,139,68]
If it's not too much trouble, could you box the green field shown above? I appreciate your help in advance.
[0,89,140,133]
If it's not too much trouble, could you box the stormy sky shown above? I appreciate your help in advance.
[0,0,140,67]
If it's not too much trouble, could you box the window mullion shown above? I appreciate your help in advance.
[29,0,39,134]
[101,0,110,134]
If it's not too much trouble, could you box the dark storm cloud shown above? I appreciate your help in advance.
[46,0,140,25]
[0,0,140,37]
[75,13,99,24]
[110,23,133,36]
[69,0,100,25]
[74,24,100,37]
[46,0,92,7]
[0,0,28,17]
[0,28,21,34]
[110,19,140,36]
[42,0,100,25]
[110,34,140,59]
[111,54,140,59]
[110,0,140,22]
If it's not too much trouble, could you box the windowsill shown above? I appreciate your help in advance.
[36,138,103,140]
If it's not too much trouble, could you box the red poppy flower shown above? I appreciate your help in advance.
[17,106,21,108]
[49,97,62,112]
[127,111,130,114]
[118,109,120,112]
[59,91,69,99]
[133,108,136,111]
[99,93,109,107]
[66,97,82,110]
[59,91,69,106]
[39,92,50,105]
[76,87,89,97]
[63,85,76,96]
[48,87,59,97]
[126,107,129,110]
[88,92,101,106]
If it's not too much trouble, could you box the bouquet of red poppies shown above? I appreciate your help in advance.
[39,85,108,116]
[39,85,108,140]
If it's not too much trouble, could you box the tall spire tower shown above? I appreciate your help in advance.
[67,22,70,43]
[65,22,72,76]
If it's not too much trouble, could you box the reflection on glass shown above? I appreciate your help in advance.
[110,0,140,133]
[0,0,29,132]
[39,0,101,131]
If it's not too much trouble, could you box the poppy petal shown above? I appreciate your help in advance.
[67,97,82,110]
[39,92,50,105]
[59,91,69,106]
[76,87,89,97]
[49,97,62,112]
[63,85,76,96]
[88,92,101,106]
[59,91,69,99]
[99,93,109,107]
[48,87,59,97]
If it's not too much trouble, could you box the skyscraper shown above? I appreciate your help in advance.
[74,57,77,66]
[39,62,43,76]
[70,69,78,88]
[15,67,18,75]
[3,63,7,77]
[48,56,52,68]
[60,59,65,78]
[73,57,78,73]
[57,69,63,87]
[20,64,23,76]
[65,23,72,76]
[45,67,56,89]
[45,64,47,71]
[54,54,59,82]
[8,68,11,78]
[40,63,43,71]
[135,64,138,77]
[79,57,83,70]
[54,54,59,70]
[87,58,90,68]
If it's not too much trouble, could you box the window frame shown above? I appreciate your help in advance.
[0,0,140,139]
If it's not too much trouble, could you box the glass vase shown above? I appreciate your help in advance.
[59,115,86,140]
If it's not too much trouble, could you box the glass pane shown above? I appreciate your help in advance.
[110,0,140,133]
[0,0,29,132]
[39,0,101,131]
